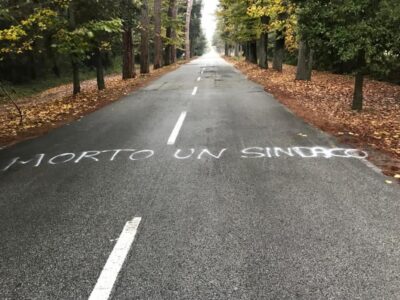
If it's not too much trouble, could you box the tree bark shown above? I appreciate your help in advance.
[352,72,364,111]
[69,1,80,94]
[165,40,172,65]
[249,40,257,64]
[258,33,268,69]
[121,0,136,79]
[170,0,177,63]
[95,49,105,90]
[165,0,177,65]
[71,60,80,95]
[122,28,136,79]
[272,31,284,72]
[234,43,239,57]
[351,51,366,111]
[153,0,162,69]
[244,43,249,61]
[185,0,193,60]
[296,40,313,80]
[258,16,269,69]
[140,0,150,74]
[224,42,229,56]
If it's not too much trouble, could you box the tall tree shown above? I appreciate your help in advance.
[86,19,122,90]
[246,0,297,71]
[247,40,257,63]
[170,0,178,64]
[258,16,269,69]
[1,0,123,93]
[68,1,80,95]
[121,0,136,79]
[165,0,177,65]
[153,0,162,69]
[271,11,286,71]
[189,0,207,57]
[94,48,105,90]
[298,0,400,110]
[184,0,193,60]
[140,0,150,74]
[295,40,313,80]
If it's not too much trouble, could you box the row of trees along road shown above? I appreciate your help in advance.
[0,0,207,95]
[214,0,400,111]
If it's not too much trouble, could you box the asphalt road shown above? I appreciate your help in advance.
[1,51,399,299]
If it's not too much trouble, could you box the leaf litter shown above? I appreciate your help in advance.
[226,57,400,182]
[0,64,180,147]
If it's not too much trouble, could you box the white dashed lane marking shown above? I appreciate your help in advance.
[89,217,142,300]
[167,111,187,145]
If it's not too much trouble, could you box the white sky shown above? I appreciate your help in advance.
[201,0,219,44]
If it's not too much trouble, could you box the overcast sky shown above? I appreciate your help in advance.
[201,0,219,44]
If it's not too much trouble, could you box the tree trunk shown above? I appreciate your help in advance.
[234,43,239,57]
[71,60,80,95]
[244,43,249,61]
[258,16,269,69]
[352,72,364,111]
[191,39,195,58]
[165,40,172,66]
[140,0,150,74]
[249,40,257,64]
[171,0,177,63]
[121,0,136,79]
[122,28,136,79]
[185,0,193,60]
[153,0,162,69]
[273,32,284,72]
[351,51,366,111]
[165,0,177,65]
[296,40,313,80]
[69,1,80,94]
[224,42,229,56]
[95,49,105,90]
[258,33,268,69]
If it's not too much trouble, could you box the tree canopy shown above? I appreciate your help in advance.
[0,0,207,94]
[214,0,400,110]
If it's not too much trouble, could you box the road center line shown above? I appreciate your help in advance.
[192,86,198,95]
[89,217,142,300]
[167,111,187,145]
[197,77,201,82]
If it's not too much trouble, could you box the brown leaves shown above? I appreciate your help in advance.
[0,64,179,146]
[226,57,400,179]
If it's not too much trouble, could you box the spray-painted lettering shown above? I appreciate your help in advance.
[1,146,368,172]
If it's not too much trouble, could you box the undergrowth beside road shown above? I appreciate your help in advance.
[225,57,400,180]
[0,63,181,147]
[0,59,125,102]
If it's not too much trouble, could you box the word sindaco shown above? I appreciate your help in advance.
[1,146,368,172]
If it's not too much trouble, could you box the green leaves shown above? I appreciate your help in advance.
[53,18,122,59]
[297,0,400,75]
[0,8,59,56]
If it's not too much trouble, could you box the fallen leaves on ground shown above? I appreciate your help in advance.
[0,64,180,147]
[226,57,400,179]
